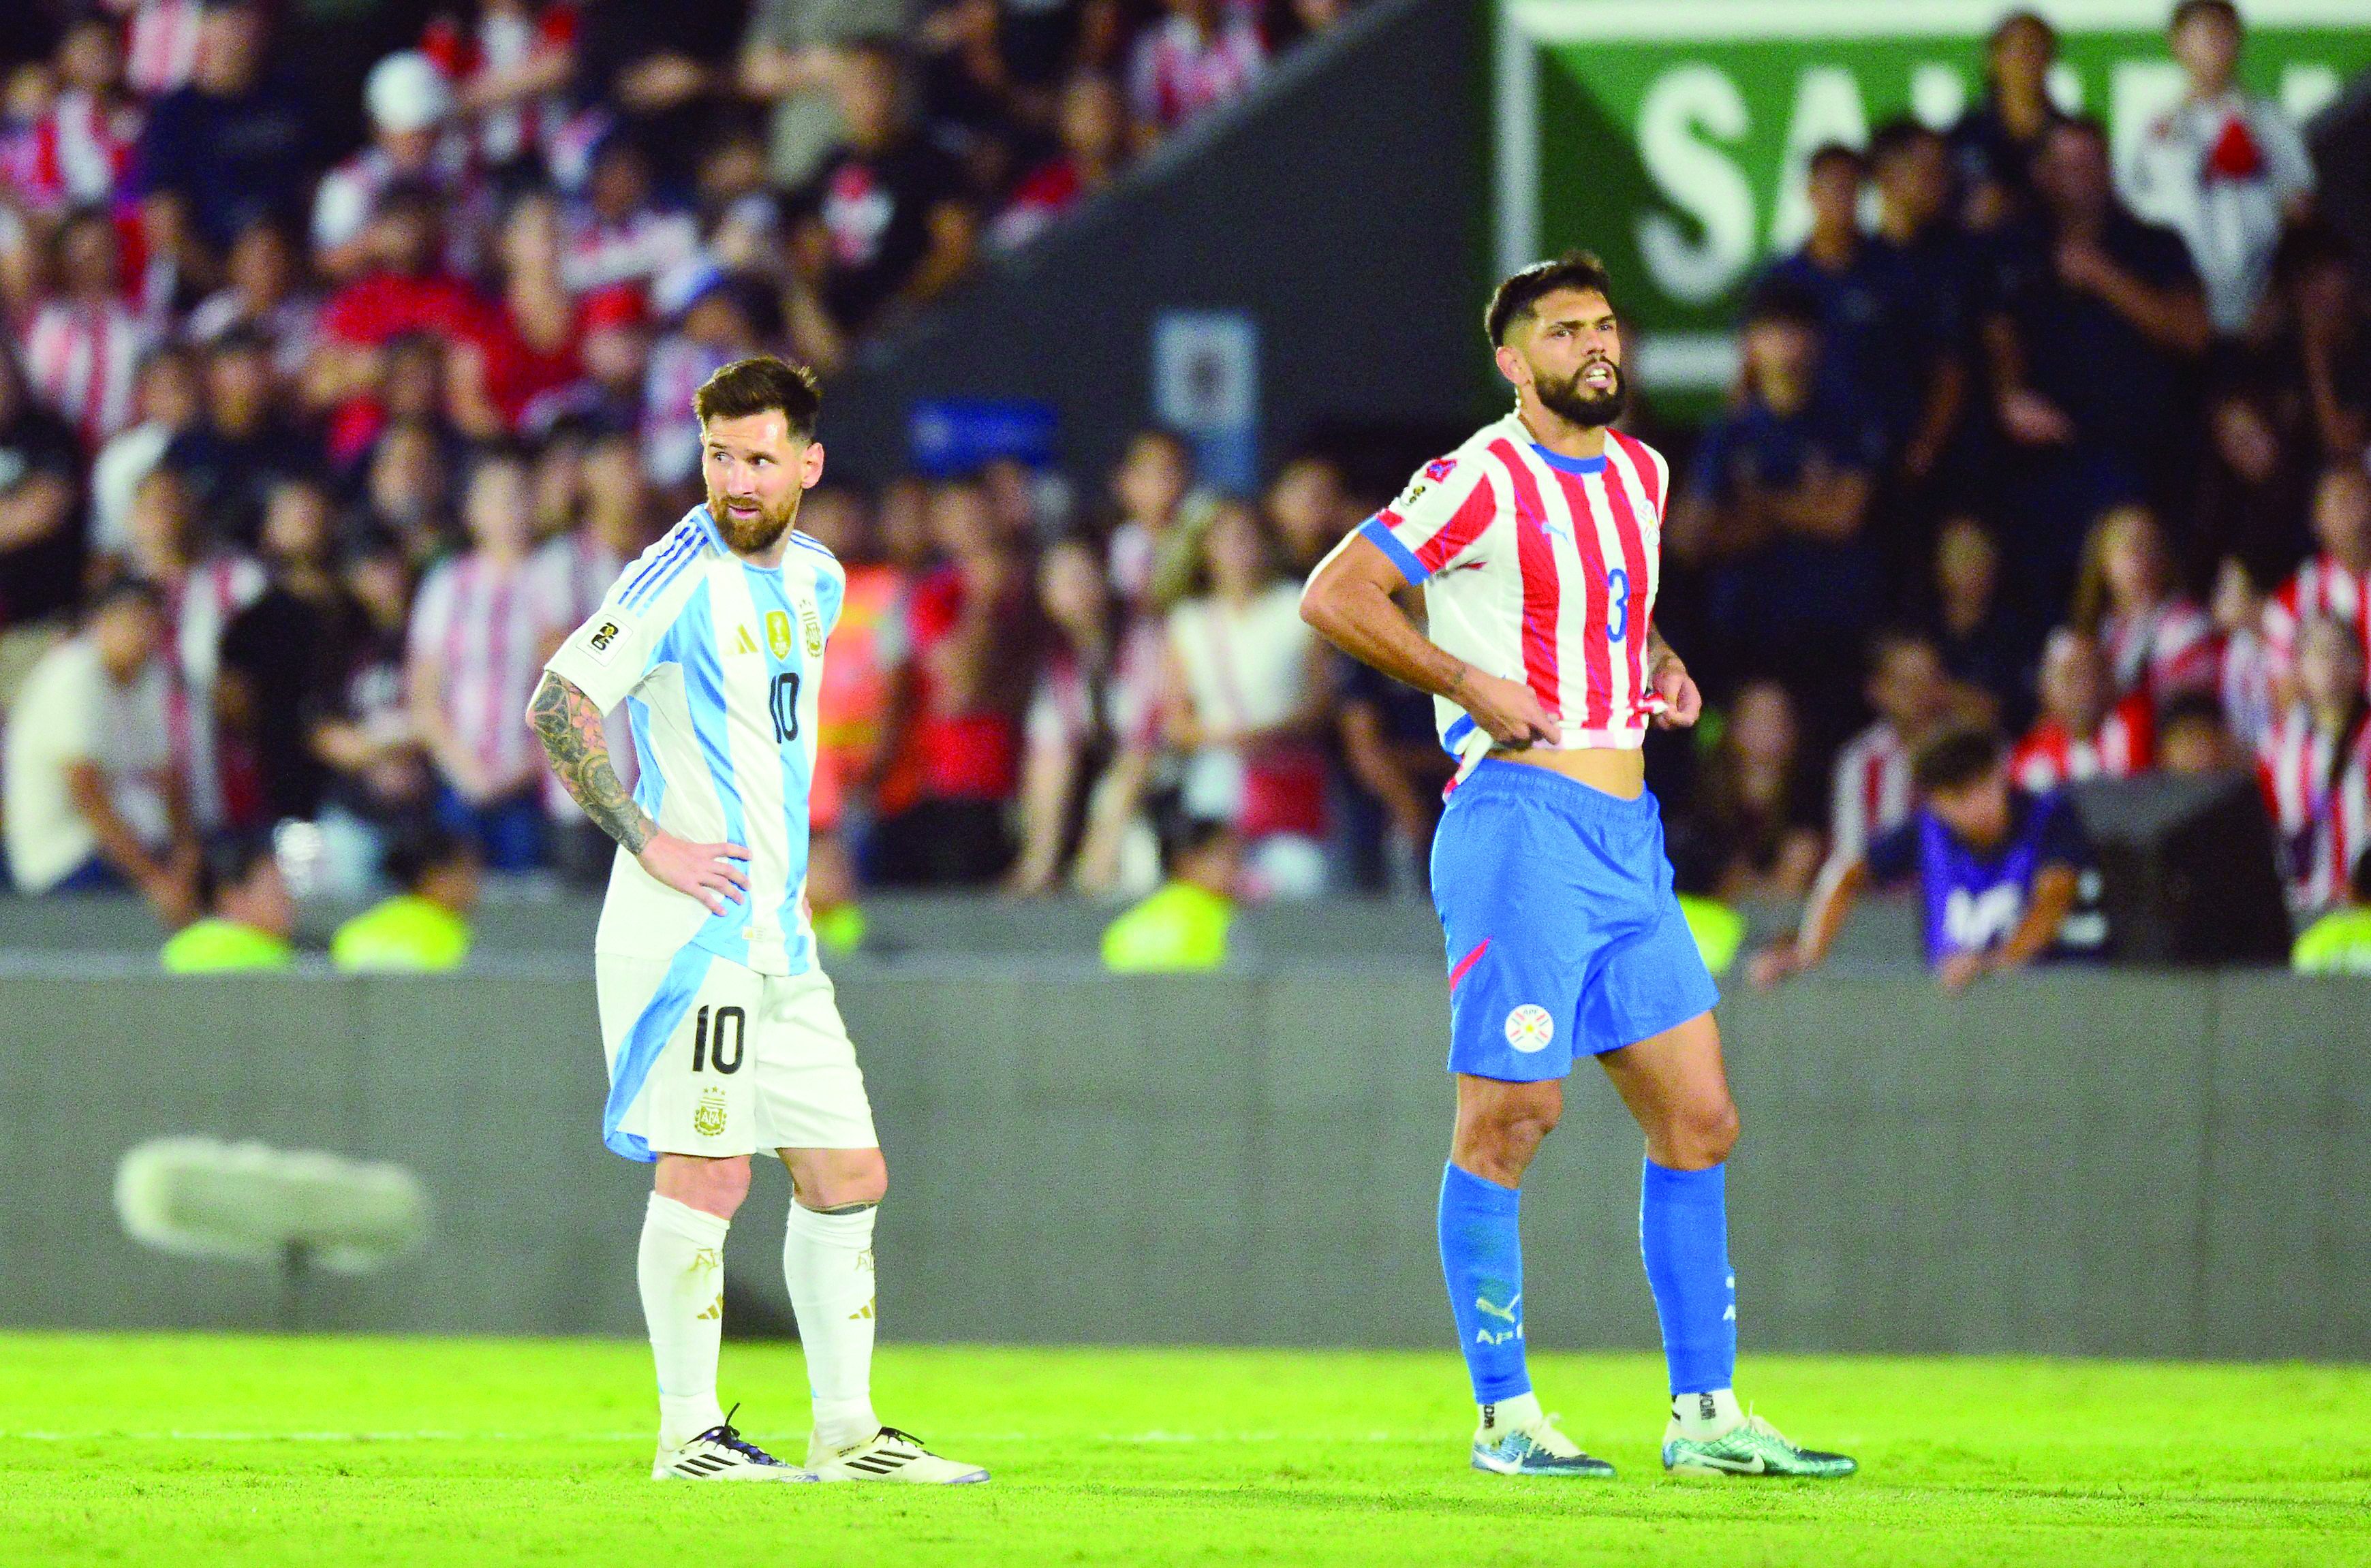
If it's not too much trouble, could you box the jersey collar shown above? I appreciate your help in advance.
[1528,443,1607,476]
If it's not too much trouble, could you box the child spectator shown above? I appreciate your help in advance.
[1757,725,2107,993]
[2011,628,2154,791]
[2263,466,2371,688]
[2156,690,2245,777]
[1679,678,1825,903]
[1929,516,2024,726]
[1831,629,1963,857]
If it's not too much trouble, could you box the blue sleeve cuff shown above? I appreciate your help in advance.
[1357,516,1427,586]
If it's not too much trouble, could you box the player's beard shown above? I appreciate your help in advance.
[708,488,799,554]
[1534,358,1628,428]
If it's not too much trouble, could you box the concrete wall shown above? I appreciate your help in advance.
[1,967,2361,1360]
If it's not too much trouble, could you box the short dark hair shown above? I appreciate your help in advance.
[1868,117,1942,168]
[693,356,821,440]
[382,821,476,891]
[2171,0,2240,33]
[1912,725,2006,796]
[1806,142,1865,179]
[1486,250,1615,347]
[198,831,278,912]
[1741,276,1822,332]
[85,575,165,621]
[2156,689,2227,738]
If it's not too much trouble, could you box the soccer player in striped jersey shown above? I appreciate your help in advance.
[1301,253,1854,1480]
[527,356,984,1486]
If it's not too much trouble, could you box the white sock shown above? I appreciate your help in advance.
[1672,1387,1744,1438]
[638,1193,730,1449]
[784,1202,880,1451]
[1478,1390,1543,1434]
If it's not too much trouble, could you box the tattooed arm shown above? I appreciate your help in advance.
[527,671,749,912]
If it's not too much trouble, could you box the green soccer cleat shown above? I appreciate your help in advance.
[1662,1413,1857,1478]
[1471,1411,1617,1479]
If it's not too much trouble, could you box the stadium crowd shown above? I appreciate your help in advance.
[1,0,2368,969]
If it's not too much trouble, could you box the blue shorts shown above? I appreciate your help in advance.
[1430,759,1719,1082]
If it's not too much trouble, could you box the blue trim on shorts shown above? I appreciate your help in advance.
[1358,516,1426,586]
[604,943,717,1162]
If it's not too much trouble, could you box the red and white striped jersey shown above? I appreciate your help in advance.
[2099,599,2218,702]
[421,2,580,169]
[2257,704,2371,909]
[25,300,151,451]
[2264,552,2371,689]
[1355,411,1669,781]
[2010,695,2155,792]
[124,0,204,97]
[7,91,142,213]
[2220,625,2278,752]
[1831,720,1913,858]
[407,550,574,787]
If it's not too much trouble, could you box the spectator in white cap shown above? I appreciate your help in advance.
[312,50,487,280]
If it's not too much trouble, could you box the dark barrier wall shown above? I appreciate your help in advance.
[1,967,2363,1360]
[814,0,1492,488]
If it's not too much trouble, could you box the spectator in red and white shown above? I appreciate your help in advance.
[313,50,489,282]
[2258,615,2371,911]
[3,578,196,920]
[869,475,1033,887]
[1831,628,1962,857]
[1011,534,1166,896]
[2119,0,2314,338]
[2072,503,2219,702]
[2011,627,2154,792]
[1161,499,1331,900]
[25,205,154,451]
[89,340,201,559]
[118,464,264,829]
[310,182,494,462]
[563,281,652,432]
[186,216,320,381]
[784,38,975,375]
[2263,465,2371,688]
[0,347,87,704]
[448,191,586,439]
[989,71,1127,254]
[165,328,320,546]
[1128,0,1264,145]
[640,269,769,490]
[2212,555,2278,752]
[422,0,583,180]
[131,0,312,256]
[1103,426,1200,613]
[110,0,205,99]
[405,445,571,871]
[11,18,143,219]
[557,131,698,298]
[532,426,651,623]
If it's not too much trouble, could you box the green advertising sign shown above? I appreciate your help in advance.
[1496,0,2371,406]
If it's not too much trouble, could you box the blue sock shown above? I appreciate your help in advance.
[1439,1162,1530,1403]
[1639,1159,1737,1397]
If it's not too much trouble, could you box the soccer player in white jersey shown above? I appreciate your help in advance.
[527,356,985,1485]
[1301,253,1855,1480]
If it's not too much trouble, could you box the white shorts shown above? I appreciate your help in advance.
[595,952,878,1159]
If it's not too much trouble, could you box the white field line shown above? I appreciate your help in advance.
[0,1428,1423,1445]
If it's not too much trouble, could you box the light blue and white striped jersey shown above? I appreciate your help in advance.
[544,505,846,976]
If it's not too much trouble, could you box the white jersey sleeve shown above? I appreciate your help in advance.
[1354,450,1498,586]
[544,524,709,711]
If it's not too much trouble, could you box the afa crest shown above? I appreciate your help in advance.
[692,1086,728,1138]
[764,610,794,660]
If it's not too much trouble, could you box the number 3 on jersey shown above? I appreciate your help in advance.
[1606,569,1630,643]
[769,672,800,744]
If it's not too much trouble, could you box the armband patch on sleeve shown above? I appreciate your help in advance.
[579,615,630,667]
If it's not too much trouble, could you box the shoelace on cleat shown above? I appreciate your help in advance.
[696,1403,786,1466]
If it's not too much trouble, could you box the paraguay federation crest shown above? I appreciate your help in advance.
[1504,1004,1554,1054]
[692,1086,729,1138]
[764,610,795,660]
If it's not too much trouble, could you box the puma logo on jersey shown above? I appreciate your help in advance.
[1475,1293,1521,1323]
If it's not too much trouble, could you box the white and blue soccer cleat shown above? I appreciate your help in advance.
[1470,1408,1616,1479]
[808,1424,989,1484]
[652,1408,818,1481]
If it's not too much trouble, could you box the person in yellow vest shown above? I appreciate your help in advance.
[331,824,481,972]
[1102,816,1241,973]
[159,833,296,973]
[2293,849,2371,975]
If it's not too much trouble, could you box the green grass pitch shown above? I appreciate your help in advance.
[3,1333,2367,1567]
